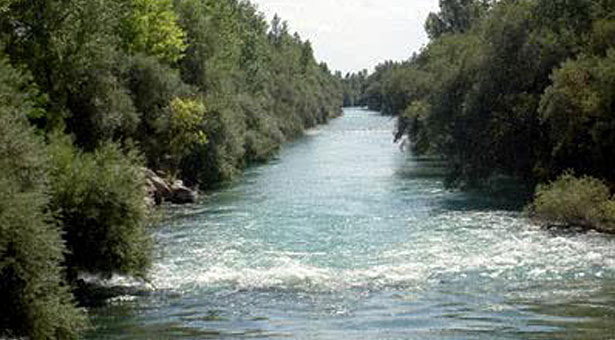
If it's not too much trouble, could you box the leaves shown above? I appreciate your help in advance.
[0,54,87,340]
[121,0,187,63]
[532,172,615,232]
[47,135,151,279]
[361,0,615,187]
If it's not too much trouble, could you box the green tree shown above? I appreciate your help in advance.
[539,50,615,182]
[0,54,87,340]
[425,0,490,39]
[369,0,615,187]
[173,0,342,186]
[0,1,343,332]
[120,0,187,64]
[1,0,139,149]
[124,53,194,170]
[48,136,151,280]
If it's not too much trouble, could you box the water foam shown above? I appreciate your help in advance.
[152,210,615,297]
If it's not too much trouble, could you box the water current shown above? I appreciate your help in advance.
[88,108,615,339]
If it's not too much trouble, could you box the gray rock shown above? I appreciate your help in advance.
[170,180,198,204]
[142,168,198,205]
[142,168,171,205]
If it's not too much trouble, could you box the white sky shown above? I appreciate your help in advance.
[250,0,439,74]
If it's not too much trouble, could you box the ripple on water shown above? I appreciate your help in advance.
[152,209,615,294]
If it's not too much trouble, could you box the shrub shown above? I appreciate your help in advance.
[531,172,615,232]
[48,135,151,279]
[167,97,208,167]
[0,56,87,339]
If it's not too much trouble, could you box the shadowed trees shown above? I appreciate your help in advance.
[360,0,615,188]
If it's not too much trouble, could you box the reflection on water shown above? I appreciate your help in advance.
[87,108,615,340]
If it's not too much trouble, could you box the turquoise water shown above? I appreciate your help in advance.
[88,108,615,339]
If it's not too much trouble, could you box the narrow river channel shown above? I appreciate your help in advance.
[88,108,615,339]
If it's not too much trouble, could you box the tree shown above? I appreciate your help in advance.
[120,0,187,64]
[425,0,491,39]
[0,53,86,340]
[47,136,151,280]
[539,50,615,182]
[1,0,139,149]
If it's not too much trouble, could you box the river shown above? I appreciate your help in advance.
[87,108,615,339]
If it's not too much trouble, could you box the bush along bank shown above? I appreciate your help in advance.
[0,0,342,338]
[529,172,615,234]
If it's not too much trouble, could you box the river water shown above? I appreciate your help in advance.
[88,108,615,339]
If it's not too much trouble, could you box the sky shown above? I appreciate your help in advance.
[250,0,439,74]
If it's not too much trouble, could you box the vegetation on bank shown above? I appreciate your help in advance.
[344,0,615,230]
[0,56,88,339]
[0,0,342,338]
[530,172,615,233]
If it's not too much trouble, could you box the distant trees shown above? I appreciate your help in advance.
[341,70,368,107]
[0,0,342,337]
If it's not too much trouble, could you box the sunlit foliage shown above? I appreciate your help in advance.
[121,0,187,64]
[532,172,615,232]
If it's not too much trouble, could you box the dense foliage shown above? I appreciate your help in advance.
[531,172,615,233]
[47,136,151,281]
[352,0,615,189]
[0,0,342,337]
[0,55,87,340]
